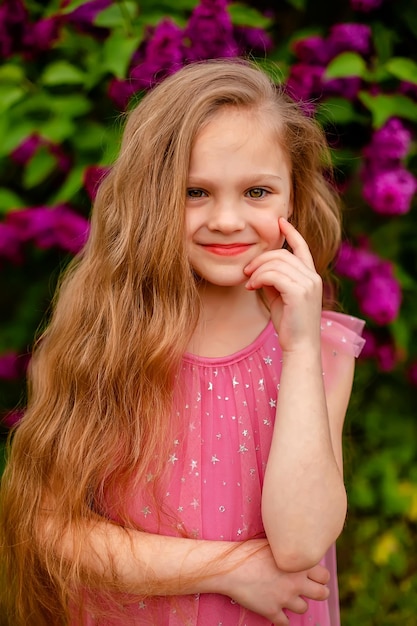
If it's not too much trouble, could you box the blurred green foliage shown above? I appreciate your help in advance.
[0,0,416,623]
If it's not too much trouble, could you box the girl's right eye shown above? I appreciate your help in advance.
[186,188,207,198]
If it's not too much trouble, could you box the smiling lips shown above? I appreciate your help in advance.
[200,243,253,256]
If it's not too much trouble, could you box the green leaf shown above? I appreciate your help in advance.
[49,94,92,117]
[385,58,417,85]
[0,85,26,114]
[228,3,273,28]
[316,97,359,125]
[0,122,37,157]
[23,147,57,189]
[103,30,143,79]
[71,122,109,153]
[41,61,86,86]
[40,117,76,143]
[390,316,412,354]
[60,0,91,13]
[0,64,25,84]
[358,91,417,128]
[254,58,288,84]
[93,2,138,28]
[51,165,85,204]
[136,0,197,10]
[325,52,368,79]
[285,0,306,10]
[0,189,25,214]
[372,22,397,64]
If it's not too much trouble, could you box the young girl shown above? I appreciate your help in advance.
[0,59,365,626]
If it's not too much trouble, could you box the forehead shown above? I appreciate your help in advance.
[190,106,290,170]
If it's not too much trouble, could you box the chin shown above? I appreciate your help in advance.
[197,274,247,288]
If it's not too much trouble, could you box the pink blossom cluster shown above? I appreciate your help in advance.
[11,133,72,175]
[0,353,29,381]
[336,241,402,325]
[83,165,110,201]
[336,240,404,371]
[286,22,372,104]
[350,0,384,11]
[0,205,89,265]
[360,328,398,372]
[361,118,417,215]
[108,0,273,109]
[2,410,23,428]
[0,0,62,59]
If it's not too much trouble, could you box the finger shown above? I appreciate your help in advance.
[279,217,316,270]
[284,596,309,614]
[303,580,330,602]
[307,564,330,585]
[244,249,316,281]
[246,264,321,297]
[272,609,290,626]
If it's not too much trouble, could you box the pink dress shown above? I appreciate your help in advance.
[80,311,365,626]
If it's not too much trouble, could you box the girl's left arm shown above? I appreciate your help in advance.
[261,345,353,573]
[245,218,353,573]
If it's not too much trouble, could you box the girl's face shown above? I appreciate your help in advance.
[186,108,292,289]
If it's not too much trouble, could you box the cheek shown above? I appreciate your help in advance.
[185,212,196,240]
[258,214,284,249]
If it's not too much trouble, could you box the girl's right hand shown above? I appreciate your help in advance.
[220,539,330,625]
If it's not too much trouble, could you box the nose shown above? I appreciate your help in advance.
[207,198,245,233]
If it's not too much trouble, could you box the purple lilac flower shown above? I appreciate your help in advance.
[3,410,24,428]
[107,78,138,110]
[84,165,110,201]
[354,262,402,324]
[407,362,417,386]
[22,15,62,56]
[11,134,71,174]
[11,134,42,165]
[55,206,90,254]
[335,241,380,280]
[292,35,331,65]
[0,223,23,264]
[66,0,112,27]
[364,118,412,163]
[360,328,378,359]
[184,0,238,61]
[350,0,384,11]
[322,76,362,100]
[286,63,324,101]
[362,166,417,215]
[130,19,184,91]
[360,328,398,371]
[6,205,89,254]
[399,81,417,100]
[375,340,397,371]
[0,352,20,380]
[328,23,372,57]
[0,0,27,58]
[234,26,273,55]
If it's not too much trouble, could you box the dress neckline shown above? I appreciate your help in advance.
[183,320,275,367]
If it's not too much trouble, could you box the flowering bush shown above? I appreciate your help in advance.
[0,0,416,622]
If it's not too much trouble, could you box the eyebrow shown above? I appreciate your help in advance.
[187,174,284,185]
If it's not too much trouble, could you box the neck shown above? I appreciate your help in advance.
[197,281,264,321]
[187,282,270,357]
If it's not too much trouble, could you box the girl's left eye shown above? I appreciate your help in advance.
[247,188,268,199]
[187,188,206,198]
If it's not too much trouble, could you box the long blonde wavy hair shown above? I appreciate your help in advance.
[0,58,341,625]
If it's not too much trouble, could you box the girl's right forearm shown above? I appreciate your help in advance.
[44,515,242,597]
